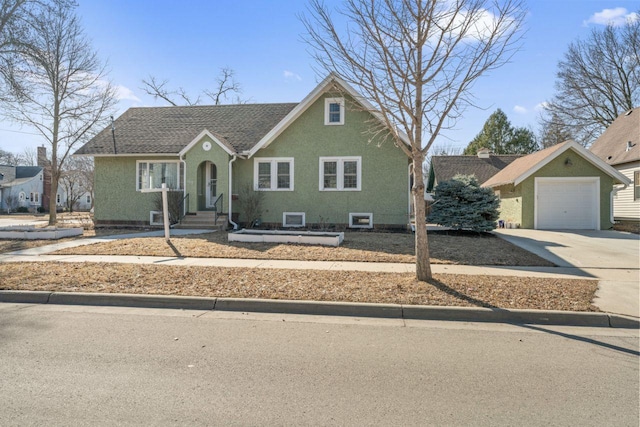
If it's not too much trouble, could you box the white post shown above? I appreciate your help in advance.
[162,183,170,242]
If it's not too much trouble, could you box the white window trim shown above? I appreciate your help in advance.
[253,157,295,191]
[319,156,362,191]
[136,160,183,191]
[324,97,345,125]
[349,212,373,229]
[150,210,163,226]
[283,212,306,227]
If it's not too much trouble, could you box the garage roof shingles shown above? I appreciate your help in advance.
[75,103,298,155]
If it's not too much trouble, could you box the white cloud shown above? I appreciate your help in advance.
[534,102,548,112]
[584,8,639,27]
[513,105,527,114]
[283,70,302,81]
[114,84,141,102]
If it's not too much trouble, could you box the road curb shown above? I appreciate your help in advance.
[0,290,638,328]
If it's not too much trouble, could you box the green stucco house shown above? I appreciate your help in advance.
[75,75,411,229]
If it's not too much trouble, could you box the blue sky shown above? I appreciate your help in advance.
[1,0,639,156]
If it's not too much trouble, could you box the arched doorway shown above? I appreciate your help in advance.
[197,161,217,210]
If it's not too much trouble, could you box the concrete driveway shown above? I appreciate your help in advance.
[495,229,639,318]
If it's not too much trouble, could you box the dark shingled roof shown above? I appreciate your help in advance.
[75,103,299,155]
[589,108,639,166]
[428,154,522,190]
[15,166,42,179]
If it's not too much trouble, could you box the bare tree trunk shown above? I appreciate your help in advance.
[412,155,432,281]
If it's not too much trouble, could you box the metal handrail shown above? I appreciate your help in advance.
[213,193,223,224]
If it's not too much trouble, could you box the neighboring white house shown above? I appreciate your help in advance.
[590,108,640,225]
[0,165,44,213]
[56,187,92,211]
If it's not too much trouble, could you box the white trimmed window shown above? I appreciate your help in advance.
[31,192,39,203]
[324,97,344,125]
[319,157,361,191]
[349,213,373,229]
[149,211,163,225]
[137,161,183,191]
[634,171,639,201]
[254,158,294,191]
[283,212,305,227]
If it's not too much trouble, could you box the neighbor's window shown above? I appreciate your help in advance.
[635,171,640,201]
[324,97,344,125]
[137,161,183,191]
[253,158,294,191]
[56,194,61,204]
[319,157,361,191]
[19,192,25,201]
[86,194,91,204]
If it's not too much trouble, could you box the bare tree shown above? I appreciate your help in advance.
[141,67,245,106]
[537,110,572,148]
[543,18,640,146]
[0,147,20,165]
[59,155,92,212]
[1,1,115,225]
[303,0,525,280]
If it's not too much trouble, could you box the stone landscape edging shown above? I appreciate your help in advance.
[0,290,638,329]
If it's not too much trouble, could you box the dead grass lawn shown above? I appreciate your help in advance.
[0,262,597,311]
[52,230,554,266]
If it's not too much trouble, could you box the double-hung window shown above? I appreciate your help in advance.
[634,171,640,201]
[254,158,294,191]
[137,161,183,191]
[319,157,361,191]
[324,98,344,125]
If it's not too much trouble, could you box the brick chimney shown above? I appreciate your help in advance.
[37,146,52,211]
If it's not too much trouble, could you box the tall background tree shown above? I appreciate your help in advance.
[463,108,537,154]
[537,110,572,148]
[303,0,525,280]
[542,16,639,146]
[0,1,115,225]
[141,67,245,106]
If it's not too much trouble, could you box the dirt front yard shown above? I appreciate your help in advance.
[1,229,597,311]
[0,262,598,311]
[51,230,554,266]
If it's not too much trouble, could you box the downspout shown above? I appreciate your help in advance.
[610,183,628,225]
[228,155,238,230]
[179,153,187,217]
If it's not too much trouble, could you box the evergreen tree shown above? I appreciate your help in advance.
[463,109,538,155]
[429,175,500,232]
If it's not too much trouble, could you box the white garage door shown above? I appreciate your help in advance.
[535,178,599,230]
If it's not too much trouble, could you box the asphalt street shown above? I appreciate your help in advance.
[1,303,638,426]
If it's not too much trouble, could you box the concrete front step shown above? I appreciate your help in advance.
[176,212,228,230]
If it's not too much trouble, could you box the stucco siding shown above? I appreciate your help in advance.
[183,135,230,213]
[94,156,179,224]
[233,93,409,227]
[613,161,639,221]
[495,184,522,225]
[518,148,614,229]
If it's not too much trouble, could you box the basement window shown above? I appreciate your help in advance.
[283,212,305,227]
[349,213,373,229]
[150,211,164,226]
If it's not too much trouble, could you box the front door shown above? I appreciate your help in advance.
[205,162,217,208]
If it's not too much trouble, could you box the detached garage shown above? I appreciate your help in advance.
[483,141,631,230]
